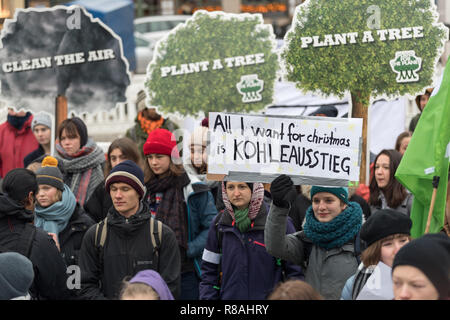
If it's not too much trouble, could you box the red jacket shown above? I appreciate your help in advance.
[0,115,38,178]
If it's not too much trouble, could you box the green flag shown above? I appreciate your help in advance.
[395,59,450,239]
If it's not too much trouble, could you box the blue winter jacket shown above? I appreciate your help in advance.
[183,175,218,278]
[199,204,304,300]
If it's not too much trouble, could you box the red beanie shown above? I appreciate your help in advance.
[143,128,180,158]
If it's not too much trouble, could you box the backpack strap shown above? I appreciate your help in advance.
[150,218,163,271]
[353,232,362,265]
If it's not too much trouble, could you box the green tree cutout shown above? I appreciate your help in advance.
[282,0,448,183]
[145,10,279,116]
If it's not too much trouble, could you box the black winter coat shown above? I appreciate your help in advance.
[83,181,112,223]
[78,202,181,300]
[0,193,70,300]
[59,203,95,267]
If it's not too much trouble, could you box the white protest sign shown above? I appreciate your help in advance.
[356,262,394,300]
[207,112,362,186]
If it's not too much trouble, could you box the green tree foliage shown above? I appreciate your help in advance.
[146,11,279,116]
[282,0,448,105]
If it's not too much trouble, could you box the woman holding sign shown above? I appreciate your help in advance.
[199,181,303,300]
[340,209,412,300]
[265,174,363,299]
[369,149,413,216]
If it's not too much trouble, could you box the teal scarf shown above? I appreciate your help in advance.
[303,202,362,250]
[35,184,76,236]
[234,207,251,233]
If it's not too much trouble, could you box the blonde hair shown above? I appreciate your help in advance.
[268,280,323,300]
[120,282,159,300]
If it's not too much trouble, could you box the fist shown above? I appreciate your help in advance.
[270,174,297,208]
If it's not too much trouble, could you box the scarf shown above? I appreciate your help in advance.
[34,184,77,236]
[352,264,376,300]
[303,201,362,250]
[145,173,190,249]
[7,112,31,130]
[138,111,164,135]
[56,138,105,206]
[221,182,264,233]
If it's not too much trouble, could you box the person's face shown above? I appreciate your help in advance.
[147,154,171,176]
[419,95,429,111]
[226,182,252,210]
[312,192,346,222]
[380,236,410,267]
[392,265,440,300]
[109,148,127,169]
[33,125,51,146]
[36,184,60,208]
[60,129,81,156]
[399,137,411,156]
[375,154,391,189]
[110,182,140,218]
[190,144,207,169]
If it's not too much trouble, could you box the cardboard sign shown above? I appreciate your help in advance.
[207,112,362,186]
[0,6,130,114]
[145,10,279,117]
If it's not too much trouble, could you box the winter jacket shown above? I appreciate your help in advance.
[59,203,95,267]
[370,192,413,217]
[199,203,304,300]
[83,181,112,223]
[184,172,219,278]
[0,193,70,300]
[77,202,181,300]
[23,145,46,168]
[265,203,361,300]
[0,116,38,178]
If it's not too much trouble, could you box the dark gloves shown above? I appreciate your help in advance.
[270,174,297,208]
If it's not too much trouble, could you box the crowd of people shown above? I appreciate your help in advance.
[0,89,449,301]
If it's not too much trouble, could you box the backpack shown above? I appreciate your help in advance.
[94,216,162,270]
[212,210,285,290]
[298,231,362,271]
[0,223,36,258]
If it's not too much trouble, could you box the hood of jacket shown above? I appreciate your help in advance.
[0,193,34,223]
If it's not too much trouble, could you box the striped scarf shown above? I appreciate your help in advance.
[56,139,105,206]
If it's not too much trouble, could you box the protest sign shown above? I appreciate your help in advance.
[0,5,130,114]
[207,112,362,186]
[145,10,278,117]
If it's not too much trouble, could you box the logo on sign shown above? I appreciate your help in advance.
[236,74,264,103]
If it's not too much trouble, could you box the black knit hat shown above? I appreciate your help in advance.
[2,168,38,203]
[105,160,146,198]
[360,209,412,247]
[36,156,64,191]
[392,233,450,299]
[70,117,88,147]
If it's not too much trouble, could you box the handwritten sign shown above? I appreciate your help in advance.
[207,112,362,186]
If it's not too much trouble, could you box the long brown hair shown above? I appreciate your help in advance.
[143,155,185,183]
[395,131,412,153]
[361,234,411,268]
[105,137,143,176]
[369,149,407,208]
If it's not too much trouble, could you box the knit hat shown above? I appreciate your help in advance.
[143,128,180,158]
[105,160,146,198]
[31,112,52,131]
[2,168,38,203]
[189,126,208,147]
[201,117,209,127]
[135,90,147,112]
[224,181,254,191]
[310,186,348,204]
[0,252,34,300]
[360,209,412,247]
[36,156,64,191]
[70,117,88,147]
[392,233,450,299]
[129,270,174,300]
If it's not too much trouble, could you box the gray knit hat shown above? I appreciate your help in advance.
[36,156,64,191]
[31,112,52,131]
[0,252,34,300]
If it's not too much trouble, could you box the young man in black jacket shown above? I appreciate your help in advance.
[78,160,181,299]
[0,168,70,300]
